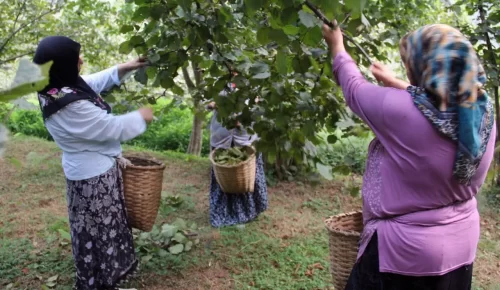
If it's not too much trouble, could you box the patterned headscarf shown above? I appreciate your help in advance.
[399,24,494,185]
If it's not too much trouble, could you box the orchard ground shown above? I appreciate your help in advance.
[0,137,499,290]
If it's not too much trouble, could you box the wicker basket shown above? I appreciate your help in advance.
[122,156,166,232]
[209,146,256,194]
[324,211,364,290]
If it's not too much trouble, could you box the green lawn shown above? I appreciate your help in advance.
[1,137,499,290]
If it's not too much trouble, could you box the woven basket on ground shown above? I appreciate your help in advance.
[122,156,166,232]
[209,146,256,194]
[324,211,364,290]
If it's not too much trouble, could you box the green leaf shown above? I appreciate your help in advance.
[327,134,337,144]
[276,51,288,75]
[149,53,161,63]
[298,10,317,28]
[172,232,186,243]
[134,67,148,85]
[129,35,145,46]
[253,72,271,79]
[256,27,271,45]
[132,6,151,21]
[146,67,158,79]
[268,29,288,45]
[303,26,323,46]
[119,25,134,34]
[184,241,193,252]
[316,163,332,180]
[141,255,153,263]
[245,0,265,15]
[281,7,298,25]
[283,25,300,35]
[345,0,367,17]
[158,249,169,257]
[147,97,156,105]
[161,224,177,238]
[0,59,52,102]
[172,218,187,229]
[47,275,58,282]
[168,243,184,255]
[249,62,269,75]
[119,41,132,54]
[171,84,184,96]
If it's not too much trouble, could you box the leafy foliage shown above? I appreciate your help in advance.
[451,0,500,184]
[134,219,199,265]
[6,109,52,141]
[121,103,211,155]
[316,130,372,175]
[121,0,456,178]
[0,0,127,70]
[213,146,251,165]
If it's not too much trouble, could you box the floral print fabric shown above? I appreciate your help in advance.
[38,86,111,121]
[209,152,268,227]
[66,164,137,289]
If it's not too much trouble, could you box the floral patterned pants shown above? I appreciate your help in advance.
[66,164,137,290]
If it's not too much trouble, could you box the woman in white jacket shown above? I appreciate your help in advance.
[33,36,152,290]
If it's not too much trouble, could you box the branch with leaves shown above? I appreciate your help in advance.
[304,0,373,64]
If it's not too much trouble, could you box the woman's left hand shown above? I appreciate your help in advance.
[125,56,148,70]
[322,22,345,57]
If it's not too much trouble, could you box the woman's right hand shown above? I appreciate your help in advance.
[138,107,154,123]
[370,62,411,90]
[370,62,396,86]
[207,102,216,110]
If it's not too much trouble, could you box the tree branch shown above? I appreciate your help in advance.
[303,0,373,64]
[12,0,27,32]
[192,61,202,87]
[0,50,35,65]
[182,65,196,90]
[0,8,57,55]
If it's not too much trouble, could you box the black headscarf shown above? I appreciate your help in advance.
[33,36,111,120]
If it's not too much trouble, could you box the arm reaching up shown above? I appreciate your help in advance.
[370,62,411,90]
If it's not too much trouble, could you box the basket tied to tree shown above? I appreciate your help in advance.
[324,211,363,289]
[209,146,256,194]
[122,156,166,232]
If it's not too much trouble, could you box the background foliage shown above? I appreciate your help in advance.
[1,0,499,185]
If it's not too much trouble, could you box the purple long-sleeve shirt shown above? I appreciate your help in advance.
[333,51,496,276]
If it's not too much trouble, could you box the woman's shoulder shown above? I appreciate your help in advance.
[46,100,106,126]
[381,88,419,116]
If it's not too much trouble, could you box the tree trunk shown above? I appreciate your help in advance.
[187,108,204,156]
[478,4,500,185]
[182,63,205,156]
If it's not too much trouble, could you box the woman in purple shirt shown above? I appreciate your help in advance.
[322,23,496,289]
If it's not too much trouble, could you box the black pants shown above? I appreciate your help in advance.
[345,232,473,290]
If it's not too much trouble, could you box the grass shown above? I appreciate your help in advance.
[0,136,499,290]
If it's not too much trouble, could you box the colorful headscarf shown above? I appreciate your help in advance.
[399,24,494,185]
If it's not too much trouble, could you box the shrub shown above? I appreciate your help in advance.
[124,105,211,156]
[7,109,51,141]
[316,130,372,175]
